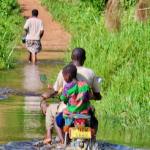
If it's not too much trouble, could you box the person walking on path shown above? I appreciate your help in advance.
[24,9,44,64]
[40,48,102,144]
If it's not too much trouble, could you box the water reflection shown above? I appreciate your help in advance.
[24,96,41,112]
[23,65,44,139]
[0,63,62,144]
[23,65,43,91]
[0,96,24,143]
[97,116,150,148]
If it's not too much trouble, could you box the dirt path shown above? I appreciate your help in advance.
[18,0,70,60]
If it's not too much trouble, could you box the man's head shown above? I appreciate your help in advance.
[71,48,86,66]
[32,9,38,17]
[62,64,77,83]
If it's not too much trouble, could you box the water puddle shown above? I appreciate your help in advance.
[0,140,144,150]
[0,95,8,100]
[0,61,149,149]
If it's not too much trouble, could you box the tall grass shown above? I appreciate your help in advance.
[0,0,23,69]
[135,0,150,21]
[42,0,150,128]
[105,0,121,31]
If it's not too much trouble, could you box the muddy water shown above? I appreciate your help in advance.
[0,62,149,149]
[0,61,63,144]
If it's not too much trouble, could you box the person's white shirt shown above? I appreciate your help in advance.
[53,66,100,93]
[24,17,44,40]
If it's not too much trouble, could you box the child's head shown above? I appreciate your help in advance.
[62,64,77,83]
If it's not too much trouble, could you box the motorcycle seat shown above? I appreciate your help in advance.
[68,114,91,120]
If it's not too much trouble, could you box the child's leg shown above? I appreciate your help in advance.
[55,113,65,143]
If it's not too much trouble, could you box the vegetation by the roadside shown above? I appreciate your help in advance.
[80,0,137,11]
[42,0,150,128]
[0,0,23,69]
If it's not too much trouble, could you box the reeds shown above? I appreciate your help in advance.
[135,0,150,21]
[105,0,121,32]
[0,0,22,69]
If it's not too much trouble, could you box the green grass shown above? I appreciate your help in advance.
[0,0,23,69]
[42,0,150,128]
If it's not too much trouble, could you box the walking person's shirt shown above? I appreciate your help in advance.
[24,17,44,40]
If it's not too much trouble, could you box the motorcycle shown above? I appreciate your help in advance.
[63,113,99,150]
[40,74,102,149]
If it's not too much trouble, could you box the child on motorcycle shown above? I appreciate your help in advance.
[55,64,96,144]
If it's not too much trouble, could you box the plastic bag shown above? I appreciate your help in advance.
[22,35,26,43]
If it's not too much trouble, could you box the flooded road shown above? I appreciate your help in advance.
[0,61,149,149]
[0,61,62,144]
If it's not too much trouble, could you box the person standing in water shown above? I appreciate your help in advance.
[24,9,44,64]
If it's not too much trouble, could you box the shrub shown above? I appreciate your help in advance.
[81,0,107,11]
[121,0,137,9]
[0,0,22,69]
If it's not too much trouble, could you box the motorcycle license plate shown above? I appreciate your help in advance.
[69,127,91,139]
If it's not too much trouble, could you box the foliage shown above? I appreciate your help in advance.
[80,0,107,11]
[42,0,150,128]
[121,0,137,9]
[0,0,23,69]
[0,0,19,16]
[81,0,137,11]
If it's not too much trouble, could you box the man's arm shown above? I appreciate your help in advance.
[41,70,64,100]
[24,19,29,35]
[40,21,44,39]
[40,30,44,39]
[24,29,28,36]
[41,91,58,100]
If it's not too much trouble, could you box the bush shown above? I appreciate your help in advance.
[0,0,19,16]
[121,0,137,9]
[80,0,137,11]
[81,0,107,11]
[0,0,22,69]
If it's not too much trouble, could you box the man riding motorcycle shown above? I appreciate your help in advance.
[41,48,102,145]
